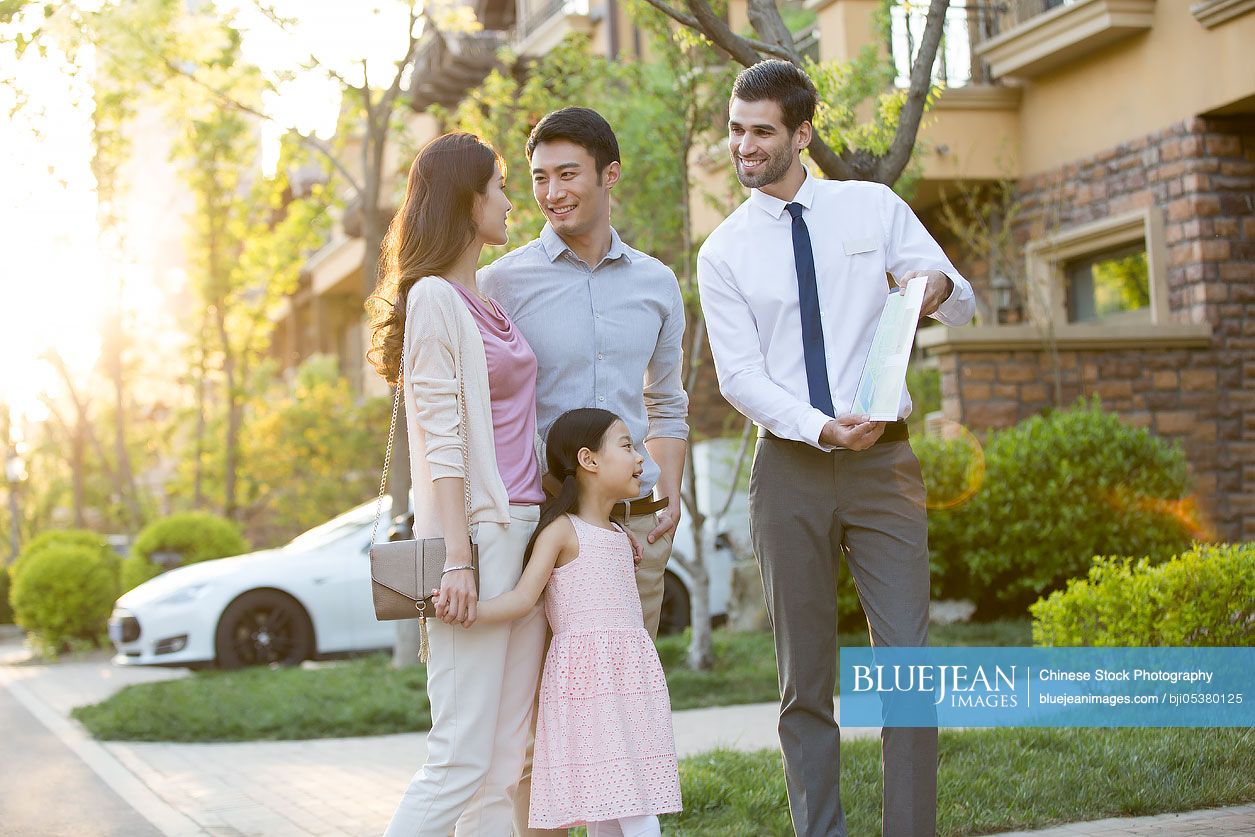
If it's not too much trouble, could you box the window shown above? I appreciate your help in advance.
[1064,242,1151,324]
[1024,208,1170,330]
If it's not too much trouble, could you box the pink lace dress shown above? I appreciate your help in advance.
[527,514,683,829]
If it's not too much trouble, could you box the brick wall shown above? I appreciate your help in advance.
[934,116,1254,542]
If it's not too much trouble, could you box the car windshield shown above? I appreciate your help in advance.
[284,498,387,551]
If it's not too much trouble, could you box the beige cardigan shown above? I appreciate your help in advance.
[403,276,531,542]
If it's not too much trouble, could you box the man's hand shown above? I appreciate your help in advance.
[647,498,681,545]
[898,270,953,318]
[821,415,885,451]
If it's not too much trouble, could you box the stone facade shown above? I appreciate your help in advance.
[928,116,1255,543]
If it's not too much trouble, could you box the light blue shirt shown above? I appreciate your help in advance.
[479,223,689,500]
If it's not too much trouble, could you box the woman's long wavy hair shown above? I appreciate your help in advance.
[524,408,621,564]
[366,132,502,385]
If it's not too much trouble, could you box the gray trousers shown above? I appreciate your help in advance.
[748,437,938,837]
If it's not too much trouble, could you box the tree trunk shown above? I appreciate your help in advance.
[215,305,241,520]
[105,293,142,526]
[193,310,208,508]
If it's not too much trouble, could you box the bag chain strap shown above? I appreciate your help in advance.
[371,329,474,548]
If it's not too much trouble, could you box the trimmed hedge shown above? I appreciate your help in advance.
[10,529,120,589]
[122,513,248,592]
[11,544,118,652]
[919,399,1196,619]
[1030,543,1255,647]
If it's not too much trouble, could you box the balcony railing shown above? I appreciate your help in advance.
[890,1,1001,88]
[996,0,1074,29]
[516,0,589,38]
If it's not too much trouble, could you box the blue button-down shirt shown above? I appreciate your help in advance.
[479,223,689,500]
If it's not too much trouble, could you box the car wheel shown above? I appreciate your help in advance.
[658,571,691,636]
[214,590,314,670]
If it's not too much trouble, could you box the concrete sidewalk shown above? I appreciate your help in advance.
[2,632,1252,836]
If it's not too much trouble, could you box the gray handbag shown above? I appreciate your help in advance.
[369,336,478,662]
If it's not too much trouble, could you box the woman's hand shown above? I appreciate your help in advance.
[434,564,477,627]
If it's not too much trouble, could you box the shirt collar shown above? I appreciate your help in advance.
[539,222,633,265]
[749,167,816,220]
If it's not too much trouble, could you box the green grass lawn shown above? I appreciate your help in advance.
[662,727,1255,835]
[73,620,1032,742]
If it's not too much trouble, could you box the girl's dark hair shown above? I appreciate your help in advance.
[523,408,621,564]
[526,107,620,183]
[366,132,502,385]
[730,59,818,134]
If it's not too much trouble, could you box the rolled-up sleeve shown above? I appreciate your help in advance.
[406,322,464,480]
[643,275,690,442]
[880,184,976,327]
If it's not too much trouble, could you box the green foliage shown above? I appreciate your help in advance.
[10,529,118,586]
[919,399,1197,618]
[1030,543,1255,647]
[124,512,248,590]
[238,356,389,545]
[0,568,12,623]
[11,544,118,652]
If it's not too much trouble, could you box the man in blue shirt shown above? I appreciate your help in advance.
[479,106,690,837]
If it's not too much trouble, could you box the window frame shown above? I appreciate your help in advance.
[1025,207,1170,330]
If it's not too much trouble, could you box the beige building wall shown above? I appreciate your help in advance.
[1015,6,1255,175]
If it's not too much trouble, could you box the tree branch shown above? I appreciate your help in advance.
[745,0,798,59]
[876,0,949,184]
[678,0,793,64]
[110,29,365,194]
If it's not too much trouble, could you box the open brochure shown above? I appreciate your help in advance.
[851,279,926,421]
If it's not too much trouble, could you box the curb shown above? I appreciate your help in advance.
[0,664,206,836]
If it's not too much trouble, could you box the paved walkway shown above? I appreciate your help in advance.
[1,631,1252,836]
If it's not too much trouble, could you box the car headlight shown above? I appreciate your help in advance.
[154,583,211,607]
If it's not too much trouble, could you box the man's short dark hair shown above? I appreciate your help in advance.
[526,107,621,179]
[730,60,818,134]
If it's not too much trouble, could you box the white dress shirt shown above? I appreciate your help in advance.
[697,169,976,450]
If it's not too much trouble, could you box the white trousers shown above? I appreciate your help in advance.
[383,505,547,837]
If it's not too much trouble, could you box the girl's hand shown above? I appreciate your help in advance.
[624,527,644,568]
[431,587,475,628]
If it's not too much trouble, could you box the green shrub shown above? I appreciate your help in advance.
[1030,543,1255,647]
[920,399,1196,619]
[124,512,248,591]
[11,544,118,652]
[10,530,120,589]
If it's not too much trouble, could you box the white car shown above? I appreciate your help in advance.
[109,440,750,669]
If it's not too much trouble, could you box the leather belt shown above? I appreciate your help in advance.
[611,495,669,519]
[542,484,669,518]
[758,419,909,447]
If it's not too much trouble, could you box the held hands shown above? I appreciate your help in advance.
[897,270,953,318]
[625,527,644,568]
[432,543,477,626]
[821,414,885,451]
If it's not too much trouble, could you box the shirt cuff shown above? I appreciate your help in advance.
[800,410,835,452]
[934,272,969,322]
[645,418,690,442]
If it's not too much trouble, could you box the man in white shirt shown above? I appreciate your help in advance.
[697,60,975,837]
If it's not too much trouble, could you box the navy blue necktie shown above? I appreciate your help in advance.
[786,201,835,417]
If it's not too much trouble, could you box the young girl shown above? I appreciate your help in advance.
[433,407,683,836]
